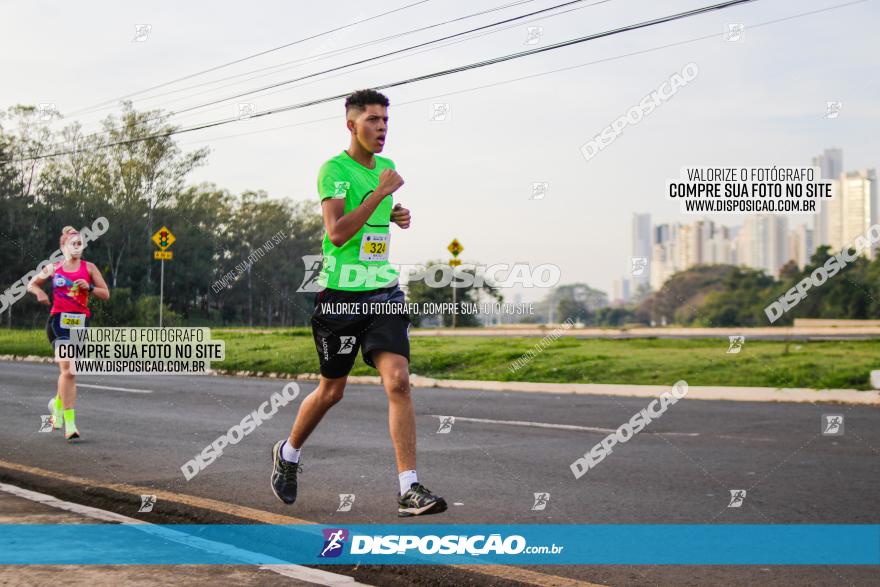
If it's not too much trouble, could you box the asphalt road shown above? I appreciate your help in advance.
[1,360,878,586]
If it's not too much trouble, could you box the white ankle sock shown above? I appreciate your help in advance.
[398,470,418,495]
[281,441,301,463]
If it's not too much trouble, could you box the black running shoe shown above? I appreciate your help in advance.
[398,483,447,517]
[270,440,302,504]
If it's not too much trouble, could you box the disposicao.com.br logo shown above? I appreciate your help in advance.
[319,528,349,558]
[318,529,563,557]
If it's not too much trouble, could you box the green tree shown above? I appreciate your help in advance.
[698,267,779,326]
[1,103,325,328]
[405,260,502,327]
[534,283,608,324]
[639,265,739,326]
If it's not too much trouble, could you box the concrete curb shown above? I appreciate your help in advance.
[3,354,877,405]
[408,326,880,337]
[0,354,53,364]
[311,375,878,405]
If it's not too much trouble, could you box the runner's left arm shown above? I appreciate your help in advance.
[80,262,110,300]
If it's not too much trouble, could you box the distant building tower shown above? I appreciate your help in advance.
[737,215,789,276]
[788,225,815,269]
[838,169,878,258]
[707,224,733,265]
[651,222,678,291]
[611,278,631,305]
[812,148,843,248]
[631,213,652,290]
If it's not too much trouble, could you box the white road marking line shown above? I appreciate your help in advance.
[76,383,153,394]
[260,565,365,585]
[0,482,370,586]
[431,415,700,437]
[0,482,144,524]
[0,461,604,586]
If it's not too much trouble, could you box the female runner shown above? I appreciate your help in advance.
[28,226,110,440]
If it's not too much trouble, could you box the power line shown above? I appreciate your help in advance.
[148,0,601,120]
[194,0,863,148]
[54,0,551,140]
[64,0,432,118]
[70,0,542,121]
[4,0,760,164]
[222,0,762,118]
[59,0,601,144]
[96,0,610,132]
[36,0,590,143]
[179,35,726,148]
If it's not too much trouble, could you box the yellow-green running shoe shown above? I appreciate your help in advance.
[63,409,79,441]
[48,396,63,430]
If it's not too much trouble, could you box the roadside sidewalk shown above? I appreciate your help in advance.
[2,355,877,405]
[314,374,880,405]
[0,482,361,586]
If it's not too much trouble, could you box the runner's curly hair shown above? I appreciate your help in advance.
[344,89,390,115]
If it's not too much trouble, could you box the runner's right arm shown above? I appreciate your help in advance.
[27,264,53,305]
[322,168,403,247]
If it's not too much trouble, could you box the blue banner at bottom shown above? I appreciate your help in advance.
[1,525,878,565]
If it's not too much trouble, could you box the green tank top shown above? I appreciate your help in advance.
[316,151,399,291]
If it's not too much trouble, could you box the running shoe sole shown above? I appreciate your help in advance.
[398,498,448,518]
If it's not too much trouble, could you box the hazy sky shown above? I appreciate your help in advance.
[3,0,878,301]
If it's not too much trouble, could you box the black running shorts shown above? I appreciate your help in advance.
[46,312,89,345]
[311,284,411,378]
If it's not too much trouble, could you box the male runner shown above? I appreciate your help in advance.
[271,89,447,517]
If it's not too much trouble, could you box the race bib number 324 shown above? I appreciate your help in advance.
[359,233,389,261]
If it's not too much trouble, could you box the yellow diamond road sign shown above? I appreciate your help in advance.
[152,227,175,251]
[447,238,463,258]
